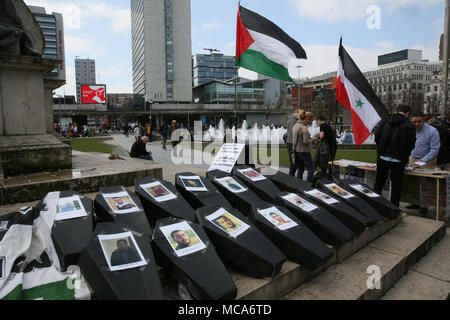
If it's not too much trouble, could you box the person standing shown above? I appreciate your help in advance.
[159,120,169,150]
[292,111,315,182]
[286,107,301,176]
[409,114,441,170]
[314,115,337,176]
[374,104,416,207]
[169,120,180,149]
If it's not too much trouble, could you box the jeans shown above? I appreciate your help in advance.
[295,152,314,182]
[138,155,154,161]
[287,143,296,176]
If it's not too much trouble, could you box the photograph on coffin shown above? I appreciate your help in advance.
[179,176,208,192]
[0,221,7,232]
[282,193,318,212]
[102,191,139,214]
[206,207,250,238]
[257,207,298,231]
[55,195,88,221]
[160,221,207,257]
[98,231,147,272]
[214,176,248,194]
[349,184,381,198]
[238,168,266,182]
[140,181,178,203]
[324,183,355,199]
[305,189,339,205]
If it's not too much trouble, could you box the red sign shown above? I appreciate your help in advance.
[81,85,106,104]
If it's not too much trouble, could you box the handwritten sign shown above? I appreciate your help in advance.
[208,143,245,173]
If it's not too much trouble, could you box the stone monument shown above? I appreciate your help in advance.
[0,0,71,178]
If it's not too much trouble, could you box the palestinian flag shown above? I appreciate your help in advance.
[336,38,388,145]
[236,5,307,82]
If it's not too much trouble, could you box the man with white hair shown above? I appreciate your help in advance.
[130,136,153,161]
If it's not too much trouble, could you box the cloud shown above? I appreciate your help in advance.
[289,0,441,22]
[202,22,221,31]
[64,35,95,54]
[82,3,131,35]
[53,66,75,96]
[107,85,133,94]
[24,0,81,29]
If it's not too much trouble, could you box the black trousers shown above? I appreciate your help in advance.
[287,143,296,176]
[374,158,406,207]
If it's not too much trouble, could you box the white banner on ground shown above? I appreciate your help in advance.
[208,143,245,173]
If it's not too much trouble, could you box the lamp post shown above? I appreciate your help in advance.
[296,65,302,109]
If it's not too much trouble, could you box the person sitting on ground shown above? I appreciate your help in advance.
[130,136,153,161]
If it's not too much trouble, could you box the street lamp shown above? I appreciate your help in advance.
[296,65,302,109]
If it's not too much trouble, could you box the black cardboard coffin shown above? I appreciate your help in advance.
[314,178,384,225]
[248,201,334,270]
[152,218,237,300]
[195,204,286,278]
[276,192,354,246]
[268,171,368,235]
[207,170,264,216]
[340,179,401,220]
[232,166,283,203]
[94,186,152,236]
[77,222,164,300]
[135,176,197,226]
[48,191,94,271]
[175,172,233,210]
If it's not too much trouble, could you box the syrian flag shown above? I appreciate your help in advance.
[236,5,307,82]
[336,38,388,145]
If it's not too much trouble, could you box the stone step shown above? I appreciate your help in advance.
[381,229,450,300]
[282,215,446,300]
[232,214,403,300]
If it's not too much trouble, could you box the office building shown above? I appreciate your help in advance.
[130,0,192,103]
[193,53,236,87]
[363,50,441,113]
[75,58,96,103]
[28,6,66,82]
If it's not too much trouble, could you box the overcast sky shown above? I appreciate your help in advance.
[24,0,445,97]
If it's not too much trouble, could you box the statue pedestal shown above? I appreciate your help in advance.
[0,54,71,177]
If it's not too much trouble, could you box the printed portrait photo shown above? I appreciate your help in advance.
[103,191,139,214]
[159,221,207,258]
[55,195,88,221]
[215,177,247,193]
[282,193,318,212]
[325,183,354,199]
[179,175,208,192]
[305,190,339,205]
[141,181,177,203]
[206,208,250,238]
[238,168,266,182]
[98,232,147,272]
[257,207,298,231]
[350,184,380,198]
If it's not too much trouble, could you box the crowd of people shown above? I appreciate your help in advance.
[285,103,450,215]
[54,122,94,138]
[286,107,338,183]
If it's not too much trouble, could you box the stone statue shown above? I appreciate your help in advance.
[0,0,44,56]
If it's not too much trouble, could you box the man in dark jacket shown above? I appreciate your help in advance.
[286,107,301,176]
[374,104,416,207]
[130,136,153,161]
[110,239,141,266]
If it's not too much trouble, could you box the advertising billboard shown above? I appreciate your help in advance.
[81,85,106,104]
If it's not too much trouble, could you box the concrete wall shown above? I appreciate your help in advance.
[0,69,46,135]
